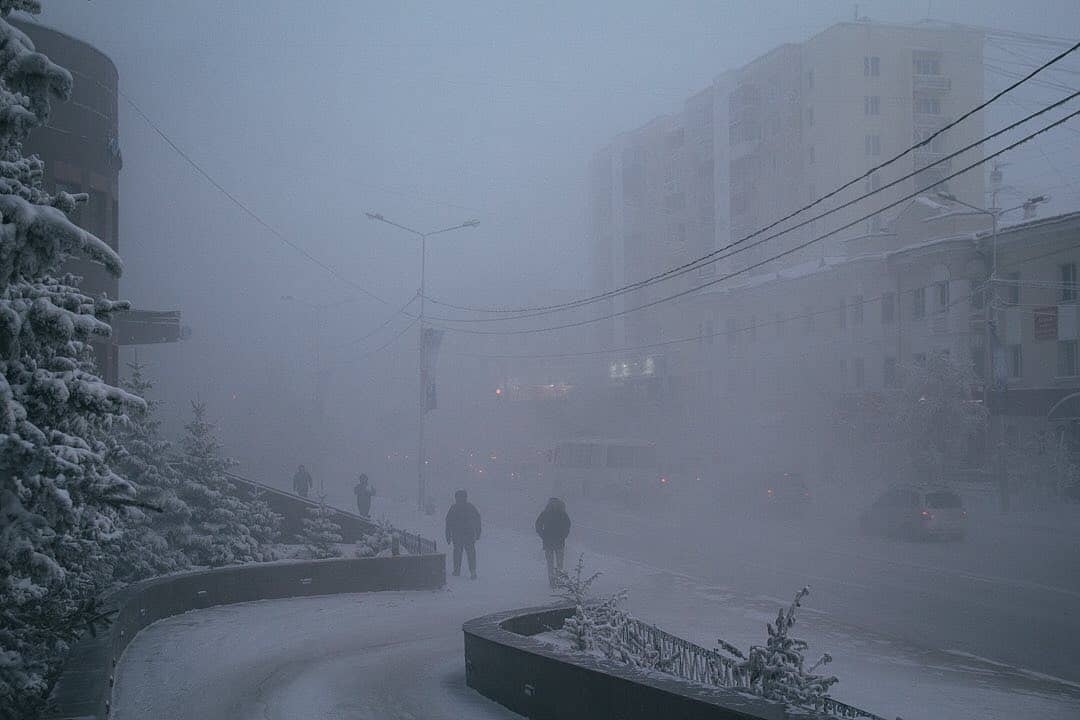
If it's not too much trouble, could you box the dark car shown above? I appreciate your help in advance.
[860,485,967,540]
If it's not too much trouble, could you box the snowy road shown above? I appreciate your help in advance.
[112,512,1080,720]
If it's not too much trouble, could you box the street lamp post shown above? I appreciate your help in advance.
[365,212,479,512]
[934,191,1047,511]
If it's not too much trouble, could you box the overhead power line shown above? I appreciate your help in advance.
[424,88,1080,324]
[425,106,1080,337]
[121,91,393,307]
[425,38,1080,318]
[448,229,1072,362]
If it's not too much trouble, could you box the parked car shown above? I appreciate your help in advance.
[765,472,811,513]
[859,485,967,540]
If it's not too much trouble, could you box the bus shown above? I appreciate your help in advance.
[548,438,670,508]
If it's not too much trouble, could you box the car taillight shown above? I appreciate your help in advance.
[921,510,934,522]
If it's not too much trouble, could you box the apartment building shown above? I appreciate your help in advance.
[589,19,986,351]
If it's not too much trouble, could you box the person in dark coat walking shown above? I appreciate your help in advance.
[535,497,571,588]
[354,473,375,516]
[445,489,481,579]
[292,464,313,498]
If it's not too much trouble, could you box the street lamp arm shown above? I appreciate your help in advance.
[365,211,425,238]
[426,219,480,236]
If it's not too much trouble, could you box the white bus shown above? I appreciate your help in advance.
[548,438,670,507]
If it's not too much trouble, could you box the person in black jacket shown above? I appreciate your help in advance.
[535,497,571,588]
[445,489,481,579]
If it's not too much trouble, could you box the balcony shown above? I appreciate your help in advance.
[914,73,952,93]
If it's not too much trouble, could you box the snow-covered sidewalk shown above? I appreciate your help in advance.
[111,498,1080,720]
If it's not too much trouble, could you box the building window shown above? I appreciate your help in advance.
[882,292,895,324]
[915,96,941,114]
[1062,263,1077,302]
[865,134,881,156]
[864,95,880,115]
[913,287,926,319]
[936,280,950,311]
[884,357,897,387]
[914,52,941,76]
[852,295,864,325]
[1058,339,1079,377]
[864,55,881,77]
[854,357,865,388]
[1008,344,1023,378]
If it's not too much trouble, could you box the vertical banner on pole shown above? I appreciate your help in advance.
[421,328,443,413]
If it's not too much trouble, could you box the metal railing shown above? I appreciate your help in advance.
[224,472,438,555]
[606,616,886,720]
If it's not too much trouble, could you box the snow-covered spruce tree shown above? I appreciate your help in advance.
[101,363,193,583]
[299,496,343,560]
[0,3,146,715]
[719,587,838,708]
[173,401,279,567]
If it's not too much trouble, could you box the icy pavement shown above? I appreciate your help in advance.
[111,502,1080,720]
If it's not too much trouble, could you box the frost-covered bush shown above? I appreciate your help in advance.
[717,587,838,708]
[173,401,279,567]
[300,497,343,560]
[0,3,148,714]
[354,516,394,558]
[553,555,631,660]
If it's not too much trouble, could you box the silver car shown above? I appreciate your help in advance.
[859,485,967,540]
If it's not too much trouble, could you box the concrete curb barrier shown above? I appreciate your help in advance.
[464,605,831,720]
[43,554,445,720]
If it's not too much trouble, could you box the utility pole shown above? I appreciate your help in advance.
[365,212,479,512]
[934,189,1047,512]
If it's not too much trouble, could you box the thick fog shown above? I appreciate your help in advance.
[18,2,1080,715]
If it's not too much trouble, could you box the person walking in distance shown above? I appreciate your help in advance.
[292,464,313,498]
[445,489,481,579]
[354,473,375,516]
[535,497,571,588]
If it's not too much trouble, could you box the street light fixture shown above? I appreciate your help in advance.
[365,211,479,512]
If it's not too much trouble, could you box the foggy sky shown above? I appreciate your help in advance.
[29,0,1080,481]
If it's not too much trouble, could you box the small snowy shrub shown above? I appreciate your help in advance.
[717,587,838,707]
[553,555,630,660]
[300,497,343,559]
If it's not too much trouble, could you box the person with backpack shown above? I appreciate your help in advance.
[535,497,571,588]
[445,489,481,579]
